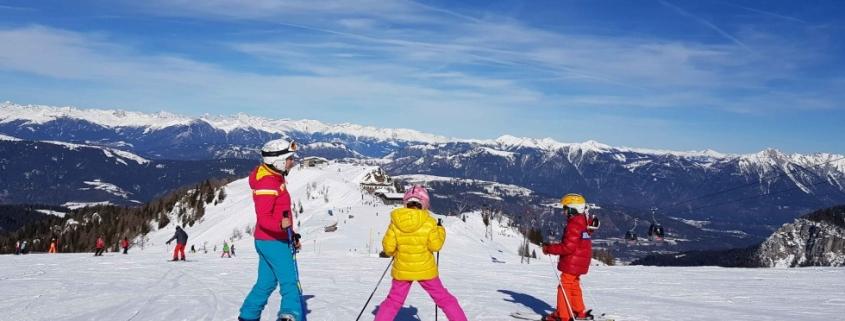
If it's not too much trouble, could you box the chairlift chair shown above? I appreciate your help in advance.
[625,218,638,244]
[648,208,665,241]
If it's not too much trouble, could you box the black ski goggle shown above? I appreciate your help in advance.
[406,201,422,209]
[564,206,579,216]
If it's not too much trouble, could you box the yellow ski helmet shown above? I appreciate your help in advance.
[561,193,587,214]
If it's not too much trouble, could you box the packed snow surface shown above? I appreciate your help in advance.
[2,163,843,321]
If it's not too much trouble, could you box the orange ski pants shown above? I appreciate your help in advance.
[556,273,586,320]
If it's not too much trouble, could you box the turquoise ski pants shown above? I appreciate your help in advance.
[239,240,303,321]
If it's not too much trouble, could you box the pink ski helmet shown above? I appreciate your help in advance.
[403,184,430,210]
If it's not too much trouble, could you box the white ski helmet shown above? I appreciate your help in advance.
[261,138,297,170]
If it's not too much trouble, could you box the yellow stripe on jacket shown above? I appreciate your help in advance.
[382,207,446,281]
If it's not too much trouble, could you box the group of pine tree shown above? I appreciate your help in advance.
[0,179,231,254]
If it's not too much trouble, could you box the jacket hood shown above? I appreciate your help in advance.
[391,207,429,233]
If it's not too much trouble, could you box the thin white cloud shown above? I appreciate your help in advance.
[659,0,753,53]
[0,25,543,122]
[721,2,806,24]
[0,4,35,11]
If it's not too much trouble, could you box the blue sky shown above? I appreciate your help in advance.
[1,0,843,154]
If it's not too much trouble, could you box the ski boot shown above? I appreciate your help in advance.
[542,314,561,321]
[568,309,594,320]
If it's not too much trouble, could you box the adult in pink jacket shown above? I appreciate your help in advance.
[239,138,303,321]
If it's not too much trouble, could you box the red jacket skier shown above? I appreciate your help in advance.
[121,237,130,254]
[542,193,597,321]
[94,236,106,256]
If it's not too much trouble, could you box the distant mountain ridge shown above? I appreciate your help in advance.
[0,136,253,205]
[3,101,845,246]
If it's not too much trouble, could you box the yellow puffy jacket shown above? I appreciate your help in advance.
[382,207,446,281]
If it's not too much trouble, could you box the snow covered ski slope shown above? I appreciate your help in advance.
[1,163,844,321]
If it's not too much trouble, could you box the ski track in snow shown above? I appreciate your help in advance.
[1,163,843,321]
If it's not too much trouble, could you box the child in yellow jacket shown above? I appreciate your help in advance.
[374,185,468,321]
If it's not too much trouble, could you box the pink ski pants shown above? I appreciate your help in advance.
[374,277,467,321]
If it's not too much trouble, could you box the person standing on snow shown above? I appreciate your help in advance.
[541,193,598,321]
[14,240,21,255]
[48,238,57,253]
[374,185,468,321]
[221,241,231,258]
[238,138,303,321]
[166,226,189,261]
[121,237,130,254]
[94,235,106,256]
[231,244,236,257]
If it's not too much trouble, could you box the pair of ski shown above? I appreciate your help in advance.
[510,311,615,321]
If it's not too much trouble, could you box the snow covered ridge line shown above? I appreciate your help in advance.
[0,133,21,141]
[4,101,845,162]
[0,101,449,143]
[39,140,150,165]
[1,136,150,165]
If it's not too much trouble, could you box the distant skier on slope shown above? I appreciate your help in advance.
[541,193,598,321]
[221,241,231,258]
[166,226,189,261]
[374,185,468,321]
[238,138,303,321]
[121,237,130,254]
[94,235,105,256]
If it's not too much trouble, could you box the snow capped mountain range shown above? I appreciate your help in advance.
[0,101,449,143]
[3,101,842,166]
[3,101,845,249]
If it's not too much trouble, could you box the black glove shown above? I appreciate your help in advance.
[293,233,302,242]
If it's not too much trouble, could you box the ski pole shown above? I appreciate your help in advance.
[355,257,395,321]
[284,211,307,321]
[548,254,576,321]
[435,218,442,321]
